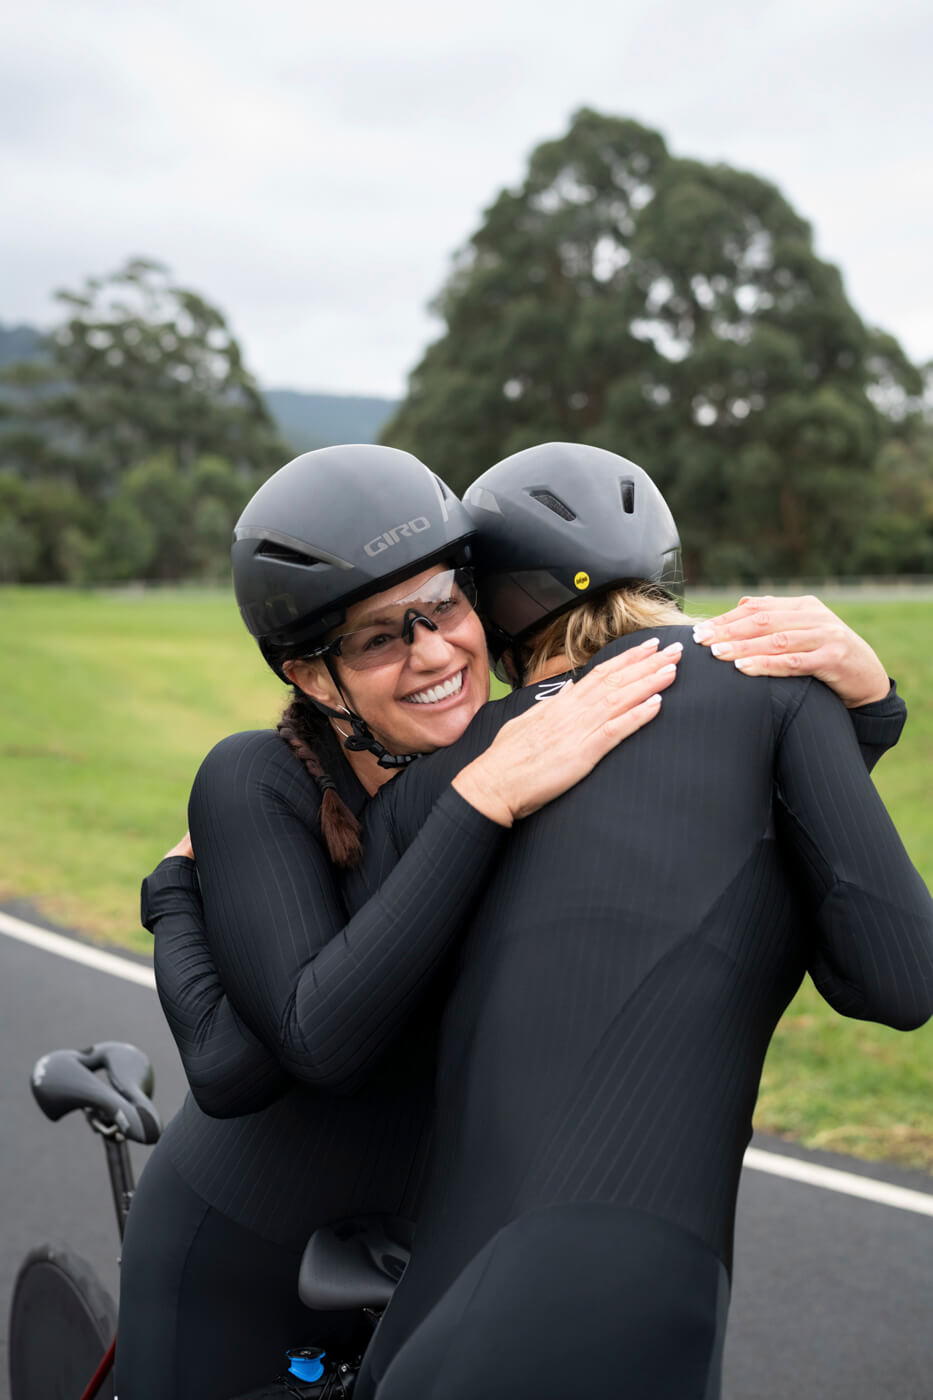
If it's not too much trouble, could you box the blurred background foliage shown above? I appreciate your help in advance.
[2,110,932,587]
[384,110,932,583]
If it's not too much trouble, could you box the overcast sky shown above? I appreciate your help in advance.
[3,0,931,396]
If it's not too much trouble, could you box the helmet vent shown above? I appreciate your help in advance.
[530,490,576,521]
[620,480,635,514]
[256,540,327,569]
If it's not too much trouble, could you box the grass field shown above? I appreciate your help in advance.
[0,588,284,952]
[2,585,931,1170]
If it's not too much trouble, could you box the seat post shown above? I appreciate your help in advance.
[95,1124,136,1239]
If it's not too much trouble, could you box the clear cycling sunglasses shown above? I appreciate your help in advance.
[305,568,479,672]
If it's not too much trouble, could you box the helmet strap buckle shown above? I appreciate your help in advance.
[319,661,421,770]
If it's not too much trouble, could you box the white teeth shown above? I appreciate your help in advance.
[405,670,465,705]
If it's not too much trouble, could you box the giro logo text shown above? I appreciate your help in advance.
[364,517,432,556]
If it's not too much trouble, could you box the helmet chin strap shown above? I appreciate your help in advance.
[316,661,420,770]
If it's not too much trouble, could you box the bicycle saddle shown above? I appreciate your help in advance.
[31,1042,162,1144]
[298,1215,413,1312]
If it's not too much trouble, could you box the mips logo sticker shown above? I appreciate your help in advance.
[574,571,590,590]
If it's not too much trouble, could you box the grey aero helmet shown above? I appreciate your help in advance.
[232,444,476,677]
[463,442,683,662]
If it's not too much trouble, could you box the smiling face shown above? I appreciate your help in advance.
[286,564,491,786]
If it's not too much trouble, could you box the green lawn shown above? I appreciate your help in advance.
[2,586,931,1170]
[0,588,284,952]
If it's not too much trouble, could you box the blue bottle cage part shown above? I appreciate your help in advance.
[287,1348,326,1383]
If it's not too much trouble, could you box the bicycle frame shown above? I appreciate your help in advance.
[75,1115,139,1398]
[81,1339,117,1400]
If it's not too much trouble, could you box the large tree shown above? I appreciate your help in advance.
[854,418,933,575]
[384,110,922,581]
[0,259,288,580]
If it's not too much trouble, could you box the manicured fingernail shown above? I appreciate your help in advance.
[734,657,752,671]
[657,663,677,677]
[710,642,733,659]
[692,625,712,642]
[641,637,660,649]
[646,692,662,705]
[662,641,683,656]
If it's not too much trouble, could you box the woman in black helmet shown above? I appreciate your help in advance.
[339,443,933,1400]
[115,445,676,1400]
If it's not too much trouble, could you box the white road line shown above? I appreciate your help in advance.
[743,1147,933,1218]
[3,910,932,1217]
[0,910,155,989]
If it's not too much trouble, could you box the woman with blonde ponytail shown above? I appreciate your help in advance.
[344,443,930,1400]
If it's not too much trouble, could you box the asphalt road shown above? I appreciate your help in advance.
[1,923,931,1399]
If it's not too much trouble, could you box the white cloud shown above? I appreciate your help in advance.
[3,0,931,394]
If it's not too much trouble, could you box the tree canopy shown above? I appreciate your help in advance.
[0,259,288,582]
[383,110,924,581]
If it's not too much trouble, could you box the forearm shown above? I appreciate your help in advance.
[144,859,289,1116]
[776,681,933,1030]
[277,788,505,1092]
[188,732,506,1095]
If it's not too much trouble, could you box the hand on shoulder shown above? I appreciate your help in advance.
[692,595,890,708]
[452,637,682,824]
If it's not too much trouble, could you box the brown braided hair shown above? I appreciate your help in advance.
[277,690,363,868]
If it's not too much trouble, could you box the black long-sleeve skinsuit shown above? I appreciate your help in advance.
[344,632,933,1400]
[116,742,507,1400]
[125,644,926,1399]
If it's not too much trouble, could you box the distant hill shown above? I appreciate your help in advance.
[0,322,398,446]
[0,323,42,366]
[264,388,398,450]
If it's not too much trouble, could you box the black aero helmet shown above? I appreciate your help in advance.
[232,445,475,674]
[463,442,682,653]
